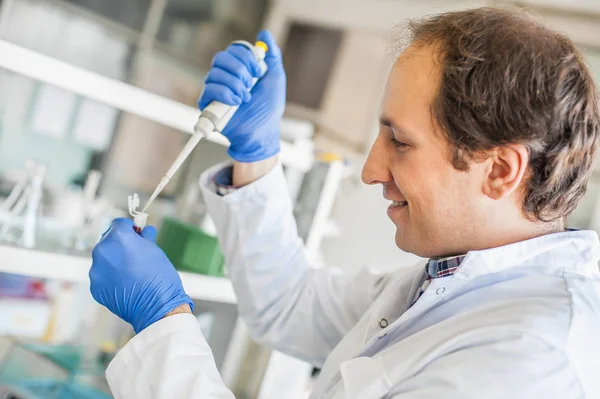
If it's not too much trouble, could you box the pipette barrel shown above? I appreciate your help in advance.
[134,40,269,222]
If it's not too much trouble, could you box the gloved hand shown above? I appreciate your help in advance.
[198,30,286,162]
[89,218,194,333]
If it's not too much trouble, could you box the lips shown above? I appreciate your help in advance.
[383,185,407,208]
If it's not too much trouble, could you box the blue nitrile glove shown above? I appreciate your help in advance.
[198,30,286,162]
[89,218,194,333]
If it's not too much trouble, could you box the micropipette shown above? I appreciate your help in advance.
[128,40,269,232]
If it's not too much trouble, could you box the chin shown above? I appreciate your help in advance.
[394,228,433,258]
[394,229,416,254]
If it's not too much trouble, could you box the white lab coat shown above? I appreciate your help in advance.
[106,162,600,398]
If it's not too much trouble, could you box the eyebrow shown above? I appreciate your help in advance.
[379,116,395,128]
[379,116,410,137]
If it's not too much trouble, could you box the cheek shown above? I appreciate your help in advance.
[392,155,447,210]
[404,179,436,213]
[396,164,480,236]
[434,171,482,224]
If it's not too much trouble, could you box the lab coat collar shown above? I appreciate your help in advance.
[456,230,600,279]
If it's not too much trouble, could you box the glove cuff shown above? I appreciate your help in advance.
[134,295,195,334]
[227,139,280,163]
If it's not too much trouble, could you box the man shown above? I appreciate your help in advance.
[90,7,600,398]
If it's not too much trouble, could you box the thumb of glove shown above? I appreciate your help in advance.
[141,226,157,242]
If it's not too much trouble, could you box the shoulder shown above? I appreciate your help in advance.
[467,270,600,347]
[562,269,600,317]
[556,270,600,351]
[562,271,600,396]
[420,269,595,357]
[470,270,600,397]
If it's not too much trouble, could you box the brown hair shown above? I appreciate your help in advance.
[404,7,600,222]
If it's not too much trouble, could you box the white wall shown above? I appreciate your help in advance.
[513,0,600,14]
[265,0,487,40]
[493,1,600,50]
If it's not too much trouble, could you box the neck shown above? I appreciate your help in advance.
[449,218,564,257]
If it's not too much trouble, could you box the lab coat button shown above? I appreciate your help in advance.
[379,318,388,328]
[436,287,446,295]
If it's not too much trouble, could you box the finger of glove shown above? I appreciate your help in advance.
[90,241,115,291]
[141,225,157,242]
[212,50,255,86]
[257,30,282,66]
[99,217,132,242]
[228,44,263,78]
[88,264,109,303]
[204,68,251,102]
[91,230,125,269]
[109,217,134,231]
[92,218,134,267]
[88,277,104,308]
[198,83,242,110]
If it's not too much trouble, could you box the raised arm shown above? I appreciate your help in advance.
[195,30,399,366]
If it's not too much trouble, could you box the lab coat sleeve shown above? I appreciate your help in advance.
[200,162,394,367]
[105,314,235,399]
[385,333,583,398]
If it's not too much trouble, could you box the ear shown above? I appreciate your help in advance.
[482,144,529,200]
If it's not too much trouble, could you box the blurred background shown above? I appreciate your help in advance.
[0,0,598,398]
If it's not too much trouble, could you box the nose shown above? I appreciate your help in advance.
[361,133,393,185]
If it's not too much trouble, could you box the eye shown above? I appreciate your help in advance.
[390,137,408,149]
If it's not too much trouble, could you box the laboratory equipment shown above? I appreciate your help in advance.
[0,162,47,248]
[127,194,147,234]
[156,217,224,276]
[0,161,116,252]
[128,40,269,232]
[0,161,34,214]
[73,170,103,250]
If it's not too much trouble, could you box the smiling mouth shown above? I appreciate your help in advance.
[390,200,408,207]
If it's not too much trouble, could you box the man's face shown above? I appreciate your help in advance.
[362,44,491,258]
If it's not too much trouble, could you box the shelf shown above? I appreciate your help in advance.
[0,40,313,172]
[179,271,236,304]
[0,244,236,304]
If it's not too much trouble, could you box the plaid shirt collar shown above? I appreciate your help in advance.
[426,255,466,279]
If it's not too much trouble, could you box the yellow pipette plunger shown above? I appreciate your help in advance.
[128,40,269,232]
